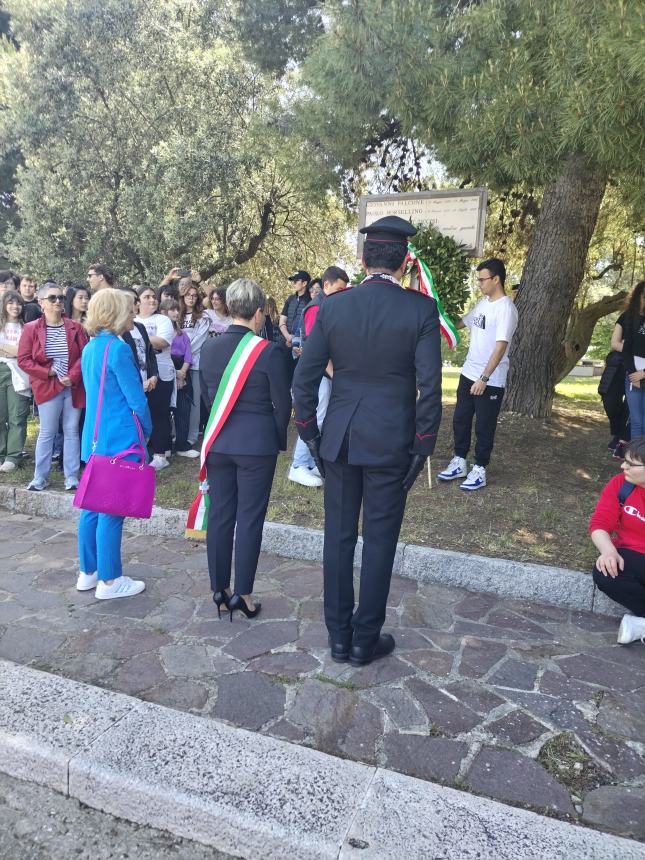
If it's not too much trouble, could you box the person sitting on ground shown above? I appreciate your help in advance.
[19,274,42,322]
[0,291,31,473]
[17,282,87,491]
[590,435,645,645]
[77,289,152,600]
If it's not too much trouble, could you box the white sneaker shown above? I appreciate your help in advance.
[311,465,322,479]
[617,614,645,645]
[288,465,323,487]
[0,460,16,472]
[65,477,79,491]
[460,465,487,491]
[95,576,146,600]
[76,572,98,591]
[438,456,467,481]
[176,449,200,459]
[150,455,169,471]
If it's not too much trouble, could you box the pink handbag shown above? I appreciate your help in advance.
[73,339,156,519]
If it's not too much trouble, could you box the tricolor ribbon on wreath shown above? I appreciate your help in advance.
[406,243,460,349]
[185,331,270,539]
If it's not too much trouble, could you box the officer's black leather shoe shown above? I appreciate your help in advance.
[349,633,396,667]
[328,634,351,663]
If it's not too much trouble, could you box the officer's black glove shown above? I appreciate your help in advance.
[305,436,325,479]
[402,454,426,492]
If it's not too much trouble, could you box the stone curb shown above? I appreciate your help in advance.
[0,484,618,616]
[1,659,643,859]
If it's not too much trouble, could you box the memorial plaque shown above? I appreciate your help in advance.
[358,188,487,257]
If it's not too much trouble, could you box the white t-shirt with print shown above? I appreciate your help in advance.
[461,295,518,388]
[134,313,175,382]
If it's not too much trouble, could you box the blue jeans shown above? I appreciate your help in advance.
[78,509,125,581]
[292,377,331,469]
[625,376,645,440]
[32,389,80,484]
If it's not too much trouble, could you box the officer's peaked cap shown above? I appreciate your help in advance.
[359,216,417,243]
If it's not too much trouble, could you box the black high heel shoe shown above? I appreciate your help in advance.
[228,594,262,622]
[213,590,231,620]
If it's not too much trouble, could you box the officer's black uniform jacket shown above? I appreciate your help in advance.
[293,276,442,468]
[200,325,291,456]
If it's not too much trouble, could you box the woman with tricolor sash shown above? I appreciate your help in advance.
[197,278,291,620]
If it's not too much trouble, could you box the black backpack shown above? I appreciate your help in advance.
[619,480,635,506]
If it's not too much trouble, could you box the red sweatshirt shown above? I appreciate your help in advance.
[589,473,645,554]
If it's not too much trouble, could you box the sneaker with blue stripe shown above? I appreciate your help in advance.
[460,465,487,491]
[437,456,467,481]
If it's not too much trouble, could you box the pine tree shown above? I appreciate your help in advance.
[283,0,644,417]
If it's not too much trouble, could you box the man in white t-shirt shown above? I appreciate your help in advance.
[438,258,518,491]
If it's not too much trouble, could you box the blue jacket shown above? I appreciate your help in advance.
[81,332,152,462]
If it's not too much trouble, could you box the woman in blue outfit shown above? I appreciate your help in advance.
[76,289,152,600]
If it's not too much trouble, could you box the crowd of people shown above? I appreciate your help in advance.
[0,235,644,660]
[0,264,344,488]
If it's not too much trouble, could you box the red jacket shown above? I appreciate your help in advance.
[17,316,88,407]
[589,473,645,555]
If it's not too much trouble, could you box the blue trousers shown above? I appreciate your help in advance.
[625,376,645,439]
[78,509,125,581]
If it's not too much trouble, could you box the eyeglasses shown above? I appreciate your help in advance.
[622,459,645,468]
[45,295,64,303]
[476,276,495,284]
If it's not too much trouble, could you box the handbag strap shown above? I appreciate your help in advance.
[91,337,147,460]
[91,339,113,452]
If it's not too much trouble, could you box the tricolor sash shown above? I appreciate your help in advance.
[406,243,460,349]
[185,331,270,539]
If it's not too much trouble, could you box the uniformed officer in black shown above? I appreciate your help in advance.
[292,216,442,666]
[200,278,291,621]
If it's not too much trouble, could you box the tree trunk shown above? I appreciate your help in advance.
[556,290,627,382]
[503,154,607,418]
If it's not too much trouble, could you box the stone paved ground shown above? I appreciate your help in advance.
[1,511,645,844]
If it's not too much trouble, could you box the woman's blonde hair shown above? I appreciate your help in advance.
[85,288,131,336]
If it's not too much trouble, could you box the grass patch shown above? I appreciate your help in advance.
[314,673,357,691]
[537,732,612,797]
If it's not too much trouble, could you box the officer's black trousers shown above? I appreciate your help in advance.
[323,452,408,648]
[453,374,504,468]
[206,452,277,595]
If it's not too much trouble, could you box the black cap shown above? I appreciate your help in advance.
[288,270,310,283]
[359,215,417,243]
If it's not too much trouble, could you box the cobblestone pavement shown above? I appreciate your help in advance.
[0,770,233,859]
[1,511,645,843]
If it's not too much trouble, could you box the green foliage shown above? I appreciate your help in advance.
[0,0,338,283]
[299,0,644,204]
[234,0,323,75]
[410,224,470,323]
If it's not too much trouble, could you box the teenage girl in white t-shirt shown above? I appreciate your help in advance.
[135,286,175,471]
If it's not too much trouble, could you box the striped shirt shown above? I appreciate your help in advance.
[45,324,69,378]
